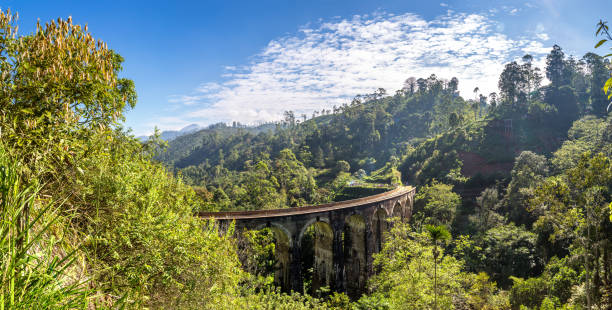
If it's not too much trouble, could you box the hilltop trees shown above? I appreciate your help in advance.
[497,57,542,107]
[546,45,569,88]
[583,52,610,116]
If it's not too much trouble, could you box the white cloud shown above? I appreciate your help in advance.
[524,2,537,9]
[534,23,549,41]
[157,12,550,129]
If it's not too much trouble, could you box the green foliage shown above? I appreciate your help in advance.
[530,153,612,308]
[414,181,461,227]
[595,20,612,102]
[0,146,90,309]
[583,53,610,116]
[498,57,542,105]
[0,11,136,179]
[199,148,323,211]
[544,257,578,304]
[474,187,503,231]
[365,159,402,185]
[425,224,452,245]
[509,276,549,309]
[467,272,511,310]
[500,151,549,226]
[546,45,569,88]
[369,222,466,309]
[472,223,542,287]
[354,294,390,310]
[412,149,464,186]
[551,115,612,171]
[237,228,277,281]
[336,160,350,173]
[71,131,244,308]
[242,288,330,309]
[539,297,560,310]
[544,85,580,128]
[332,185,388,201]
[325,292,352,309]
[368,221,509,309]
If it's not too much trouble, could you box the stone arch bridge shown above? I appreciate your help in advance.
[199,186,415,297]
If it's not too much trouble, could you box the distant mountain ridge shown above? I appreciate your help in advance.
[138,124,203,141]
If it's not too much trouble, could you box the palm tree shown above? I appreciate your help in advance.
[425,224,451,310]
[471,100,480,121]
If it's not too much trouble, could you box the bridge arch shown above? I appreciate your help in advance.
[391,200,403,220]
[254,224,292,291]
[255,222,293,247]
[372,206,387,255]
[300,220,334,294]
[297,217,331,246]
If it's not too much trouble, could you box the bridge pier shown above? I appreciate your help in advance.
[365,215,375,278]
[290,234,303,293]
[332,218,345,292]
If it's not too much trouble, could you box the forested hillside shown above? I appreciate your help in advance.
[158,74,479,211]
[156,31,612,307]
[1,8,611,309]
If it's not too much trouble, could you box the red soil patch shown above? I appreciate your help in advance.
[458,151,513,177]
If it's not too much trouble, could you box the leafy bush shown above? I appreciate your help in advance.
[71,132,244,308]
[509,277,549,309]
[0,146,90,309]
[413,181,461,227]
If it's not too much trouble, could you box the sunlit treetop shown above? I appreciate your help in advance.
[0,8,135,133]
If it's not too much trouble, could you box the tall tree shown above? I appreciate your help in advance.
[583,52,611,116]
[498,61,525,105]
[546,45,568,88]
[425,224,451,310]
[0,12,136,169]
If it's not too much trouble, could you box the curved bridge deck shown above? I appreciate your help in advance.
[198,186,414,220]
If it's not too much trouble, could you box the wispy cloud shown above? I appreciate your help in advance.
[158,11,550,130]
[535,23,550,41]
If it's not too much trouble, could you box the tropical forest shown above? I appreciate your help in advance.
[0,2,611,310]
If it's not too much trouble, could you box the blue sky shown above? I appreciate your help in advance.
[3,0,609,135]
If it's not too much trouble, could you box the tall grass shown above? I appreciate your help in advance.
[0,147,90,309]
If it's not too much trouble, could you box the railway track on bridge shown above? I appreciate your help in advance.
[198,185,414,220]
